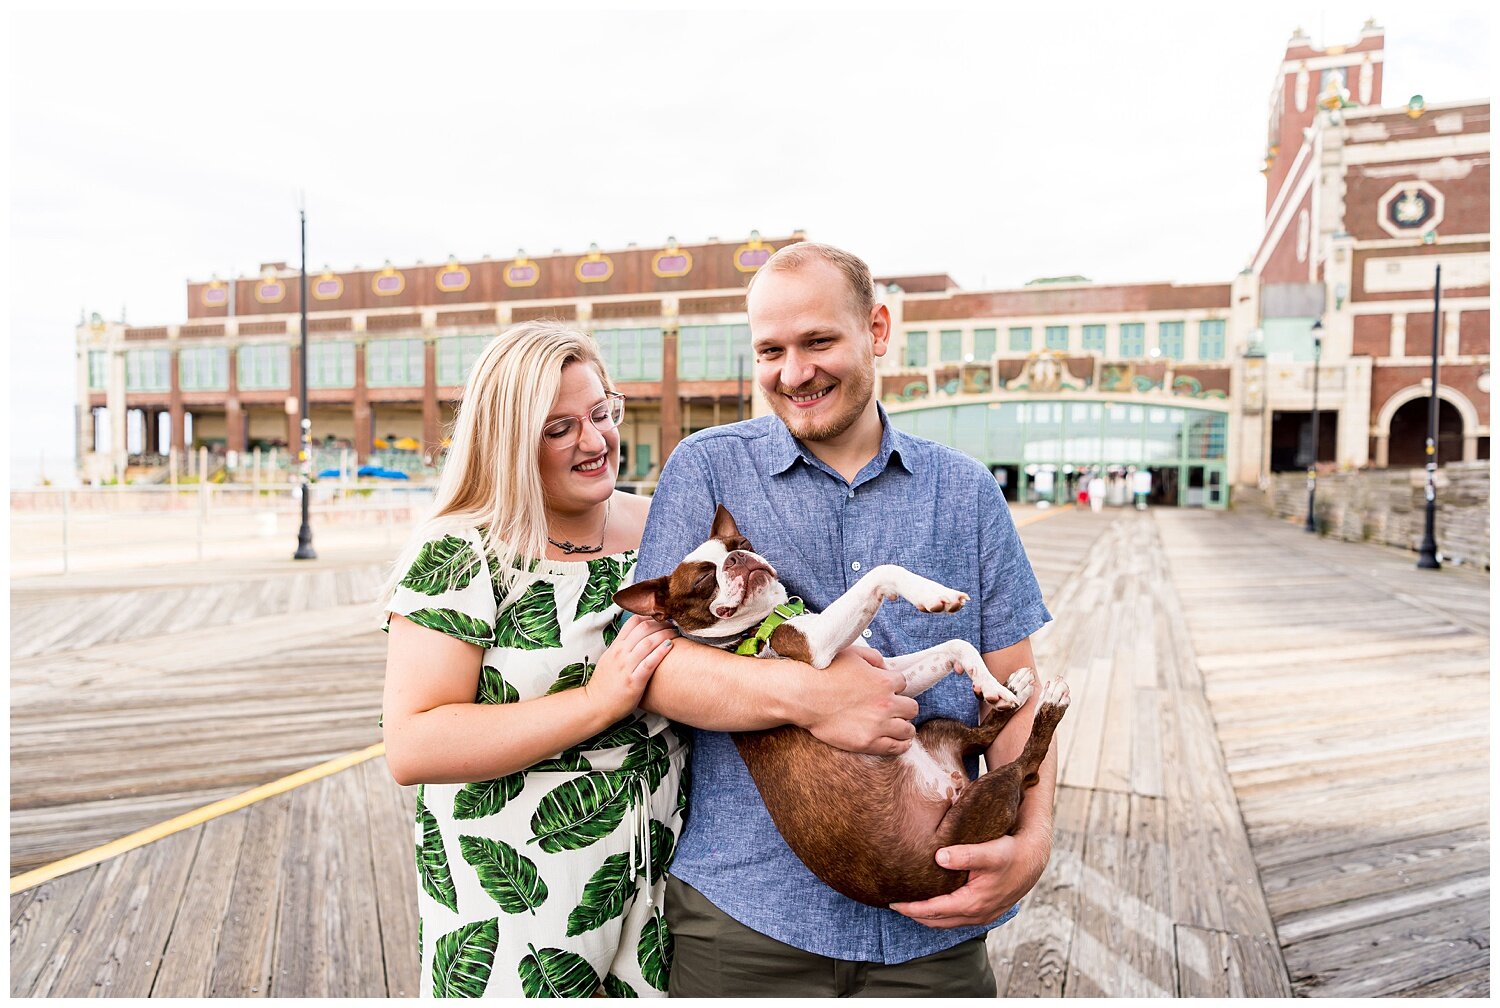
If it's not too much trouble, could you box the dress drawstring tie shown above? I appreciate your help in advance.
[629,773,654,908]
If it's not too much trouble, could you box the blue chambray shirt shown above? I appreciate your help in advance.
[636,405,1051,965]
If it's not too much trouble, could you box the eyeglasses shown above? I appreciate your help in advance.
[541,393,625,451]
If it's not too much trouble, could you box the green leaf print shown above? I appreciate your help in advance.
[407,607,495,647]
[453,773,525,820]
[676,757,691,816]
[518,944,601,998]
[546,659,596,695]
[432,918,499,997]
[603,973,639,998]
[575,555,631,621]
[494,580,563,650]
[532,750,592,773]
[602,615,622,648]
[564,850,633,937]
[459,835,549,915]
[416,789,459,913]
[637,819,677,886]
[621,733,671,793]
[637,909,673,992]
[476,665,520,705]
[529,771,636,854]
[580,716,649,754]
[401,535,482,595]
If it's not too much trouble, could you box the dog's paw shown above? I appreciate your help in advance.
[959,651,1018,707]
[1006,667,1036,707]
[908,581,969,613]
[1038,677,1071,712]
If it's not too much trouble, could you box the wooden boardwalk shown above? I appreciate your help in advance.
[9,505,1489,996]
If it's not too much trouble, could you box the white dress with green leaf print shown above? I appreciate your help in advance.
[386,527,687,998]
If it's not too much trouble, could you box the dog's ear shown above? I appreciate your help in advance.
[614,576,671,620]
[711,504,742,541]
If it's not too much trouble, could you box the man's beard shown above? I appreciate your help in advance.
[773,361,875,443]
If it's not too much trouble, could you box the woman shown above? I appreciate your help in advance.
[382,322,684,998]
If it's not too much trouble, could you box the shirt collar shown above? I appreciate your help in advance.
[766,401,918,478]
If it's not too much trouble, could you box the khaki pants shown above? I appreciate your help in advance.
[665,876,997,997]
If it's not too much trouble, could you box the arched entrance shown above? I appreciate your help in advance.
[1387,398,1464,467]
[886,398,1231,508]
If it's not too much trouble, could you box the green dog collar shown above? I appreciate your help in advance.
[735,597,806,656]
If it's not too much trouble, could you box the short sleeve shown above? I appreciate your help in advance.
[637,440,719,582]
[385,527,498,648]
[976,475,1051,652]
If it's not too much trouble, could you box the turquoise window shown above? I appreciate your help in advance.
[1081,325,1106,352]
[939,330,962,363]
[1045,326,1069,352]
[1198,320,1226,361]
[1158,321,1185,359]
[88,350,109,390]
[309,342,357,388]
[1119,323,1145,357]
[125,349,172,392]
[973,328,996,359]
[594,327,664,381]
[678,324,749,380]
[179,347,229,391]
[904,331,928,368]
[365,338,424,387]
[235,345,291,390]
[435,335,488,386]
[1008,327,1033,352]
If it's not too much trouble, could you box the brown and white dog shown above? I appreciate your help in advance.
[615,505,1070,907]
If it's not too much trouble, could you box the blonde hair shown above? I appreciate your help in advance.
[381,321,615,608]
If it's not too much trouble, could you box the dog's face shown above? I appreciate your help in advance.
[615,505,788,637]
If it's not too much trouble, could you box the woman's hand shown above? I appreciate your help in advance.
[584,614,678,721]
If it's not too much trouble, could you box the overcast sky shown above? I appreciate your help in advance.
[7,0,1492,484]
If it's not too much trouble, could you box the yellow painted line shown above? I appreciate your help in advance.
[1014,502,1075,527]
[10,742,388,895]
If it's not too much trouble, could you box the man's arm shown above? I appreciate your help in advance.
[889,636,1057,926]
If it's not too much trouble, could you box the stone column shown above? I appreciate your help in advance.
[660,322,681,463]
[422,338,440,462]
[169,349,185,454]
[354,342,372,463]
[226,346,245,453]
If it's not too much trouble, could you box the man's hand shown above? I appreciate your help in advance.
[795,647,917,756]
[888,824,1052,928]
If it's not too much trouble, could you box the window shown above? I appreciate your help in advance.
[1045,326,1069,352]
[435,335,487,386]
[1198,320,1226,361]
[904,331,928,368]
[973,328,996,359]
[1158,321,1185,360]
[1081,325,1106,352]
[679,324,749,380]
[1008,327,1033,352]
[1119,323,1145,357]
[237,344,291,390]
[125,349,172,391]
[179,347,228,390]
[594,327,664,381]
[366,338,424,387]
[309,341,357,388]
[939,330,962,363]
[88,350,109,390]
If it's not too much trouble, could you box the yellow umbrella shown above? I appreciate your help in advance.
[373,438,389,449]
[394,436,422,451]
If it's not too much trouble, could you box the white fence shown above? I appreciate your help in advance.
[10,484,438,577]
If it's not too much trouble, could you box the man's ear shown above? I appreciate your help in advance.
[710,504,742,541]
[614,577,670,619]
[870,302,891,359]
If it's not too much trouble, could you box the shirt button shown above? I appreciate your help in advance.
[848,489,854,498]
[851,561,861,571]
[862,629,872,638]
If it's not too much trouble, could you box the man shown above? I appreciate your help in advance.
[635,242,1055,996]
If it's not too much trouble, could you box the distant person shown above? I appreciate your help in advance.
[1132,468,1152,510]
[381,322,683,997]
[1087,472,1106,514]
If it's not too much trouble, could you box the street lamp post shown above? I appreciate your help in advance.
[1304,321,1323,533]
[294,205,317,560]
[1417,265,1442,569]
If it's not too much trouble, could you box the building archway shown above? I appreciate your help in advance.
[1374,385,1479,466]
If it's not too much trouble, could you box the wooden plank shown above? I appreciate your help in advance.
[1282,897,1490,998]
[1393,964,1490,997]
[270,767,386,997]
[210,792,293,996]
[1276,872,1489,945]
[1260,824,1489,914]
[1129,688,1164,798]
[43,828,200,996]
[360,757,420,998]
[8,867,100,996]
[989,785,1090,997]
[150,809,251,996]
[1093,606,1135,793]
